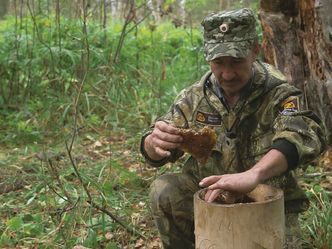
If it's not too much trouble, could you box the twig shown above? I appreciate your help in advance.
[63,0,146,240]
[26,1,56,75]
[88,201,147,239]
[303,172,332,178]
[59,197,81,216]
[65,140,92,201]
[67,72,87,153]
[46,156,71,201]
[113,0,135,63]
[65,139,146,239]
[47,183,69,202]
[124,12,151,36]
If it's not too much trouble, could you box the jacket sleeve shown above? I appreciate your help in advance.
[270,84,327,167]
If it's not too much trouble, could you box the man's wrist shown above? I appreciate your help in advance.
[249,166,265,184]
[249,149,289,183]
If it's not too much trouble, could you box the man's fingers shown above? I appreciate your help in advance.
[156,131,183,143]
[204,189,213,201]
[155,147,171,158]
[199,175,222,187]
[153,138,181,150]
[204,189,238,204]
[207,181,225,190]
[206,189,221,203]
[155,121,181,135]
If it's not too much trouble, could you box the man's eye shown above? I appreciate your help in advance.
[233,59,243,63]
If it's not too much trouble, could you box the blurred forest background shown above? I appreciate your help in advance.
[0,0,331,248]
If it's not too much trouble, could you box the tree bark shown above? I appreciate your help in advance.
[0,0,10,19]
[259,0,332,144]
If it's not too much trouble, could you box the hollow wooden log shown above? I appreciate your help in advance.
[194,184,285,249]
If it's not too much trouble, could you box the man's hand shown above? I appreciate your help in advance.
[199,171,260,203]
[199,149,288,203]
[144,121,183,161]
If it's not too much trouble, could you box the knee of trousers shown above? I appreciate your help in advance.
[149,174,184,214]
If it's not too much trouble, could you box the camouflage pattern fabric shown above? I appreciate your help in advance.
[285,213,303,249]
[149,173,199,249]
[201,8,257,60]
[142,61,327,248]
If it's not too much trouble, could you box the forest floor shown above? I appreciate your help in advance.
[0,129,165,248]
[0,128,331,248]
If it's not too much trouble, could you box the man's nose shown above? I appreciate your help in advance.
[222,69,236,81]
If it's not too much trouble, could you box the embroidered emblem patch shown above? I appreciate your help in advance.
[280,96,299,115]
[196,112,206,122]
[219,23,229,33]
[195,111,221,125]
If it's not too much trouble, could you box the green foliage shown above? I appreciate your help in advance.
[300,185,332,249]
[0,138,153,248]
[0,214,45,246]
[0,14,206,144]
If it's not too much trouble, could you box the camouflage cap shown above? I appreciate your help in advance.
[201,8,257,61]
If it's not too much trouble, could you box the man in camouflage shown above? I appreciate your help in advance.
[140,8,327,249]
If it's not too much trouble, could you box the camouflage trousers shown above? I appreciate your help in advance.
[149,173,303,249]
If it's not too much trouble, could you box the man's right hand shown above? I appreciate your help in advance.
[144,121,183,161]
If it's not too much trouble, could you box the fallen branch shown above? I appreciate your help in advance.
[65,140,147,239]
[88,200,147,239]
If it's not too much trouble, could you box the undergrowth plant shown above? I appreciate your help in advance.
[0,138,152,248]
[0,10,208,247]
[300,185,332,249]
[0,14,207,145]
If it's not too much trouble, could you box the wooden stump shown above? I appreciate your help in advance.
[194,184,285,249]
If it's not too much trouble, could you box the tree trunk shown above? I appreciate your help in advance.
[259,0,332,144]
[220,0,231,10]
[0,0,10,19]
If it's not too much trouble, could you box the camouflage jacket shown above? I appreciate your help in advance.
[141,61,327,212]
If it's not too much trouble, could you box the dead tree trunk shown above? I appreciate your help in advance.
[259,0,332,144]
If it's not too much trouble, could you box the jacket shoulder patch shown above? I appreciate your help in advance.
[280,96,299,115]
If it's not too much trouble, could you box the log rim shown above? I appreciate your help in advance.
[194,184,284,208]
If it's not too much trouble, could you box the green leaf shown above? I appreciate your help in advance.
[6,216,23,231]
[105,242,118,249]
[22,214,34,222]
[83,229,98,247]
[0,233,11,247]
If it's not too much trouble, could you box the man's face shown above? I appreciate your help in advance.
[209,51,256,95]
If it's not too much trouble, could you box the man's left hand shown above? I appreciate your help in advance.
[199,170,260,203]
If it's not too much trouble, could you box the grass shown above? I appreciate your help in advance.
[0,131,331,248]
[0,13,204,248]
[299,165,332,249]
[0,131,161,248]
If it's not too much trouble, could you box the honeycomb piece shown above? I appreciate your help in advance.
[179,126,217,164]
